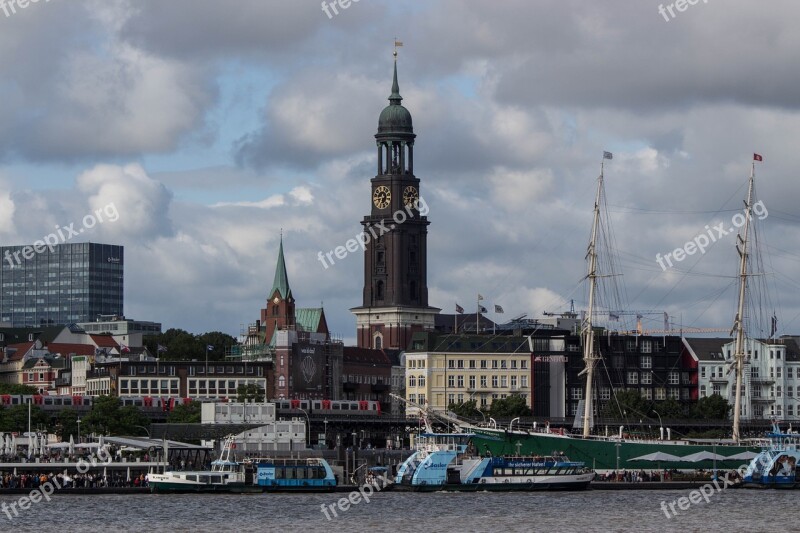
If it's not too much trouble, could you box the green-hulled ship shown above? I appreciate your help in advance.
[468,154,764,472]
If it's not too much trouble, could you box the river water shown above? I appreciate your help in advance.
[0,489,783,532]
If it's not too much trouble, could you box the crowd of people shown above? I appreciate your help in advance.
[0,471,148,489]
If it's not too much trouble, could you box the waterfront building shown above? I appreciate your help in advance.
[341,346,392,406]
[351,57,440,350]
[0,242,123,327]
[404,332,534,417]
[85,360,271,399]
[565,334,693,419]
[684,336,800,421]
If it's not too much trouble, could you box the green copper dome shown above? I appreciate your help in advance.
[377,60,413,135]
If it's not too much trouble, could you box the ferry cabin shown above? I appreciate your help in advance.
[256,458,336,490]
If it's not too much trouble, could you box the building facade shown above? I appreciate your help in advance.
[404,332,534,417]
[685,336,800,421]
[350,58,439,350]
[0,243,123,327]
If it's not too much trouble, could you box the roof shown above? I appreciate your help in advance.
[683,336,800,362]
[269,236,292,301]
[0,326,65,347]
[22,355,67,370]
[408,332,531,354]
[90,334,119,348]
[46,343,96,357]
[343,347,391,366]
[296,308,325,333]
[434,313,496,334]
[3,341,36,361]
[377,60,413,136]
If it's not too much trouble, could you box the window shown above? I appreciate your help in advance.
[701,367,706,379]
[409,394,417,404]
[641,356,652,369]
[457,376,464,388]
[669,389,680,400]
[787,385,793,398]
[613,356,624,369]
[510,376,517,389]
[448,360,455,369]
[409,376,416,387]
[789,405,794,417]
[627,372,638,385]
[500,376,507,388]
[777,386,782,398]
[641,372,652,385]
[448,375,455,388]
[469,376,476,389]
[655,388,666,400]
[521,360,528,369]
[480,376,487,388]
[418,394,425,404]
[789,367,794,379]
[777,367,783,379]
[500,360,507,369]
[626,340,637,352]
[751,367,759,378]
[712,384,721,396]
[469,360,476,369]
[700,385,706,398]
[491,376,498,388]
[492,360,498,369]
[641,388,652,400]
[668,372,679,385]
[480,360,487,369]
[641,340,652,353]
[599,388,610,400]
[457,359,464,369]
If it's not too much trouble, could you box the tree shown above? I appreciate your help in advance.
[0,405,48,433]
[655,398,685,419]
[237,383,265,403]
[198,331,237,363]
[81,396,149,436]
[448,399,486,420]
[55,408,80,440]
[691,394,730,420]
[168,400,201,423]
[489,394,530,417]
[0,384,38,395]
[145,328,238,362]
[600,390,650,419]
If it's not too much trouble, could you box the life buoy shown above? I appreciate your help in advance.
[504,479,510,483]
[527,479,532,483]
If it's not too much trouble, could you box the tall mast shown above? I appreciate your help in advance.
[731,161,755,443]
[581,158,604,437]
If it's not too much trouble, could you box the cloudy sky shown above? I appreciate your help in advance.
[2,0,799,343]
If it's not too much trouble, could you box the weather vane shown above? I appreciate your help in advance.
[394,38,403,59]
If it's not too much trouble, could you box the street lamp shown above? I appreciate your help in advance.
[651,410,664,440]
[509,417,520,433]
[135,425,151,439]
[77,418,81,443]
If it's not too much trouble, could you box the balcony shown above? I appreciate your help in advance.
[751,397,775,403]
[372,382,389,392]
[750,377,775,384]
[709,376,729,383]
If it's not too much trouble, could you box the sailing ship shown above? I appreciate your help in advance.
[470,153,766,470]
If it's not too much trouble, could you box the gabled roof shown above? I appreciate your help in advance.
[269,236,292,300]
[682,337,729,362]
[23,355,67,370]
[3,341,36,361]
[90,334,119,349]
[296,308,325,334]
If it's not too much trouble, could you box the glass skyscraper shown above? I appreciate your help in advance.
[0,242,123,327]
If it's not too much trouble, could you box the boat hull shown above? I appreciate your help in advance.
[392,478,593,492]
[149,481,261,494]
[471,428,759,471]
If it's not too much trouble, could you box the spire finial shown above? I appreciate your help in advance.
[390,39,403,105]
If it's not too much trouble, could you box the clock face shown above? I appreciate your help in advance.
[273,297,280,304]
[373,185,391,209]
[403,186,419,208]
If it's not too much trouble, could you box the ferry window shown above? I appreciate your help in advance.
[186,475,197,482]
[211,476,222,484]
[199,476,208,483]
[297,468,307,479]
[285,468,295,479]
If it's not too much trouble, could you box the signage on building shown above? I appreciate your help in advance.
[533,355,568,363]
[107,257,121,264]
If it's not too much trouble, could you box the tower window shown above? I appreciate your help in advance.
[377,251,384,264]
[273,305,279,316]
[410,281,417,300]
[375,280,384,300]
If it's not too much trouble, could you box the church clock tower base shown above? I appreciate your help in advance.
[351,305,440,350]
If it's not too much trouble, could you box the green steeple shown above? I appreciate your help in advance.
[270,236,292,300]
[389,57,402,105]
[378,55,413,135]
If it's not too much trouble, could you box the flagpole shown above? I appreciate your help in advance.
[476,295,479,335]
[205,345,209,376]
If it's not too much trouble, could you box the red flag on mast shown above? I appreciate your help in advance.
[753,153,763,161]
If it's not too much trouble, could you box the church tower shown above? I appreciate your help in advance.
[351,54,440,349]
[261,236,295,344]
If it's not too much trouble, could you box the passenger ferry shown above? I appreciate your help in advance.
[254,458,337,492]
[394,432,594,492]
[148,435,259,493]
[743,422,800,489]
